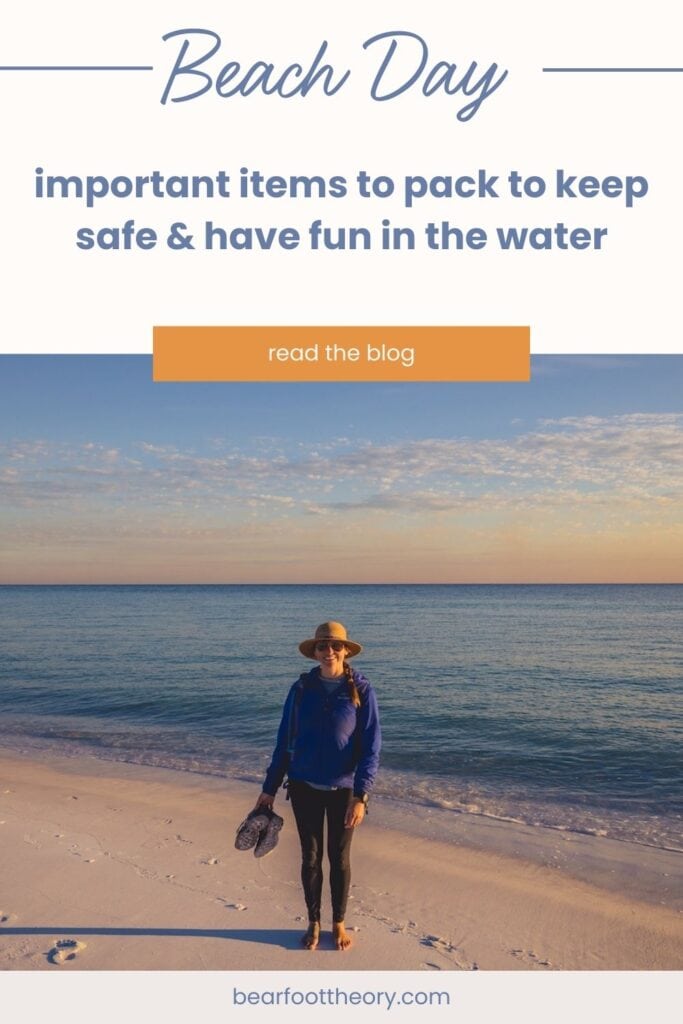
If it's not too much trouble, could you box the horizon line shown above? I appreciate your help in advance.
[1,581,681,588]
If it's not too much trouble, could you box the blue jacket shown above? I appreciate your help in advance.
[262,668,381,797]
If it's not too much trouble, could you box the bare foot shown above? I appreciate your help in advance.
[302,922,320,950]
[333,921,353,951]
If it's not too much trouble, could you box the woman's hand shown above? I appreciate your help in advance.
[255,791,275,812]
[344,798,366,829]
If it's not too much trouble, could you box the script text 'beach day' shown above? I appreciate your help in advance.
[159,29,508,123]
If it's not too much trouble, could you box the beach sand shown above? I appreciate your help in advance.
[0,750,681,972]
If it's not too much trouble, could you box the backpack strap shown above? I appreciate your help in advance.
[286,673,308,756]
[352,678,365,758]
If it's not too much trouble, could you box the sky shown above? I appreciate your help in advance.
[1,355,682,583]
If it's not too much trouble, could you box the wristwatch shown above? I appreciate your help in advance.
[354,792,369,807]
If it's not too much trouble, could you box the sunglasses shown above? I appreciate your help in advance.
[315,641,346,652]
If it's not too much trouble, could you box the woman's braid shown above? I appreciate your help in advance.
[343,660,361,708]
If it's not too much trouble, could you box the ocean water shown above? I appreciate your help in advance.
[1,584,681,852]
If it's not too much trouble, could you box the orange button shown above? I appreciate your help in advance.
[153,326,529,382]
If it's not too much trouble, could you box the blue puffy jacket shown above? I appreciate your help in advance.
[262,667,381,797]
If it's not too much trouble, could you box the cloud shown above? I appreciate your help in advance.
[1,415,682,529]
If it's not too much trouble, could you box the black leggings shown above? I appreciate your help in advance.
[288,781,354,924]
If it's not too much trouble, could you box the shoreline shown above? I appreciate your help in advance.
[1,735,680,912]
[1,749,681,971]
[3,733,679,884]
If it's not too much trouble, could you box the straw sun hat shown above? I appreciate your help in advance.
[299,621,363,660]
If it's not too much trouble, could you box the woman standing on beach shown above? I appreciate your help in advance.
[255,621,381,951]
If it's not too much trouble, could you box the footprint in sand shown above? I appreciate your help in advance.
[421,934,474,970]
[48,939,87,965]
[1,911,18,925]
[510,948,552,968]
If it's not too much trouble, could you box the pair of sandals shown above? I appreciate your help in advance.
[235,807,284,858]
